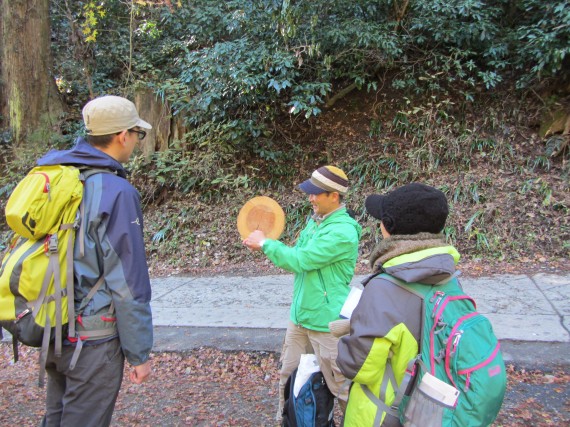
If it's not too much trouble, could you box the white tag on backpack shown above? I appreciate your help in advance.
[418,371,460,407]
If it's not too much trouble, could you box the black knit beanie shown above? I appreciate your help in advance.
[365,183,448,235]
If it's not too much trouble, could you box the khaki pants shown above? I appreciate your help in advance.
[277,321,348,418]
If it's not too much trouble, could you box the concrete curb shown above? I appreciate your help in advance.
[150,326,570,370]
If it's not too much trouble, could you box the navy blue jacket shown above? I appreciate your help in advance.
[38,138,153,365]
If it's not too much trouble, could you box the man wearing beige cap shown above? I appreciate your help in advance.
[36,95,153,427]
[243,165,362,420]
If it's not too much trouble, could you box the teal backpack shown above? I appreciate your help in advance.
[381,274,506,427]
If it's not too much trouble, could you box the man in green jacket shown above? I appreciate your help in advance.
[243,165,362,419]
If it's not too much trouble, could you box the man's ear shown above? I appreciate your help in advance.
[118,130,128,146]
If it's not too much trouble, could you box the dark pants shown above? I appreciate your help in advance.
[40,338,125,427]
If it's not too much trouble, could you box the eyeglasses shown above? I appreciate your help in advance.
[128,129,147,140]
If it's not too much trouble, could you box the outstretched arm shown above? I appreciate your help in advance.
[243,230,266,251]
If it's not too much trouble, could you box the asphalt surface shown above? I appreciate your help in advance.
[148,272,570,369]
[2,272,569,368]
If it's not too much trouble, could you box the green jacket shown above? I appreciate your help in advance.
[262,207,361,331]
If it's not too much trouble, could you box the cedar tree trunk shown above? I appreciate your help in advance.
[1,0,64,145]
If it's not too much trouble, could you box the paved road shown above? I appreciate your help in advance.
[3,272,568,367]
[150,272,570,368]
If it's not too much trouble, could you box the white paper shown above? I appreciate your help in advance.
[418,371,460,406]
[294,354,320,397]
[339,286,363,319]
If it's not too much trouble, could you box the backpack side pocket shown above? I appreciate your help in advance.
[403,368,459,427]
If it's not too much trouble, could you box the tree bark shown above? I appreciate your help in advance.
[0,0,5,129]
[1,0,64,145]
[135,89,172,158]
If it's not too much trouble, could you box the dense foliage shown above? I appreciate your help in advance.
[1,0,568,268]
[49,0,569,148]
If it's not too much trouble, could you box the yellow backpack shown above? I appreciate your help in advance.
[0,165,112,386]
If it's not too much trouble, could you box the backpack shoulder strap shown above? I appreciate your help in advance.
[377,272,462,410]
[68,166,117,371]
[78,167,117,181]
[378,274,426,300]
[76,167,116,258]
[361,355,419,421]
[372,274,427,411]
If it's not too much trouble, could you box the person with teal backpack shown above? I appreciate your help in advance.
[336,183,506,427]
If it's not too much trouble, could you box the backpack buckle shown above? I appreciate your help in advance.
[73,210,81,229]
[47,234,58,253]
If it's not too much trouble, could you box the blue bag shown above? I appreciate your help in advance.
[282,367,335,427]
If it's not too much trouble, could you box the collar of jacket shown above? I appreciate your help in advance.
[37,137,127,178]
[312,204,346,224]
[370,233,460,270]
[380,245,460,285]
[383,245,460,269]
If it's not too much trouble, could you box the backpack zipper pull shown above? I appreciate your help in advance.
[35,171,51,201]
[434,320,448,335]
[431,291,445,317]
[464,372,472,392]
[430,290,445,303]
[451,331,463,355]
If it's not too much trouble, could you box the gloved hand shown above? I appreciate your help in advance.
[329,319,350,337]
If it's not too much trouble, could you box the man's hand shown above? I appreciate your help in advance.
[243,230,266,251]
[130,360,151,384]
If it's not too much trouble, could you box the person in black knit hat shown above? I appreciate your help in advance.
[335,183,459,426]
[364,183,449,236]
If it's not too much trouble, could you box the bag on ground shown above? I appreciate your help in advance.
[282,367,335,427]
[381,274,507,427]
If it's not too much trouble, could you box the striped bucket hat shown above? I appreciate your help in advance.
[299,165,349,196]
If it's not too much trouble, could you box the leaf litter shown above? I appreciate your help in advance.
[1,343,569,426]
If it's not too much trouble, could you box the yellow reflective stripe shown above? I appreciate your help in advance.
[354,324,418,390]
[382,246,460,268]
[354,335,392,386]
[348,324,419,426]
